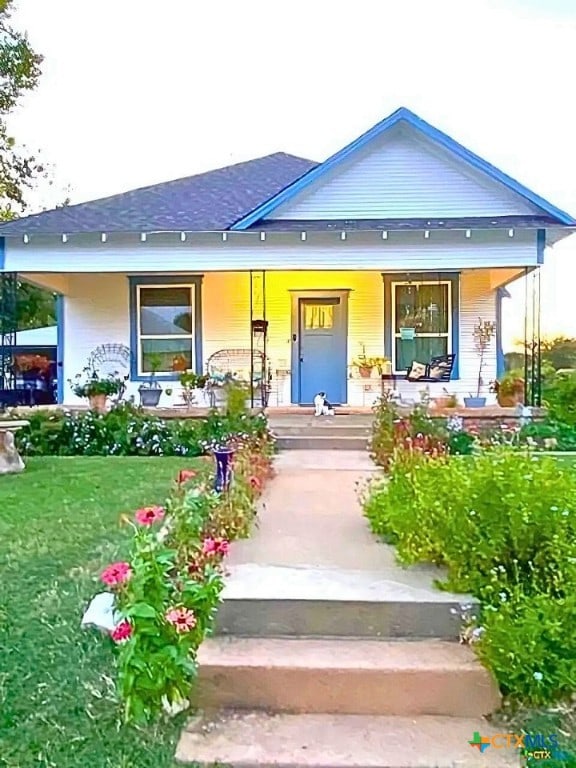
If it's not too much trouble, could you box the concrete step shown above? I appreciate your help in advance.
[195,637,500,717]
[215,565,466,640]
[177,712,518,767]
[272,424,372,437]
[276,435,369,450]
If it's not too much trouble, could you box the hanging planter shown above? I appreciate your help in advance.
[400,327,416,341]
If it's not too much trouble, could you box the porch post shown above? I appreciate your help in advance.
[0,271,18,391]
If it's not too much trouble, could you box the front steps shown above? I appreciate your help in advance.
[269,414,372,451]
[196,637,500,717]
[177,713,518,768]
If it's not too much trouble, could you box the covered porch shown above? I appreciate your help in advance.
[0,264,544,409]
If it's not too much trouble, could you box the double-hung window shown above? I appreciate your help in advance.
[391,281,451,373]
[135,283,197,375]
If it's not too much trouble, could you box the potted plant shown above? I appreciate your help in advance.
[369,356,392,376]
[353,344,374,378]
[138,353,163,407]
[492,372,525,407]
[464,318,496,408]
[433,388,459,409]
[69,368,124,413]
[179,370,208,409]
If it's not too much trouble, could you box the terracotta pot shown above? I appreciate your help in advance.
[88,393,108,413]
[497,393,523,408]
[358,366,373,378]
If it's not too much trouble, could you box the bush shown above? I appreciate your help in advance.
[14,403,272,458]
[543,371,576,426]
[362,446,576,705]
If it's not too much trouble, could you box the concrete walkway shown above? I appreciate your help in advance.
[223,449,466,610]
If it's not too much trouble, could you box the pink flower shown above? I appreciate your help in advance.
[134,505,165,526]
[249,475,261,490]
[100,561,132,586]
[201,537,230,556]
[165,606,196,633]
[111,620,133,643]
[178,469,197,485]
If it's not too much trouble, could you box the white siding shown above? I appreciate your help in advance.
[61,269,498,407]
[266,126,541,220]
[5,229,539,273]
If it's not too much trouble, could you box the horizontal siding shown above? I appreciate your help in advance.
[5,230,538,274]
[62,270,497,407]
[267,127,541,220]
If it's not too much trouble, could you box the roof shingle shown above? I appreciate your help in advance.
[0,152,317,236]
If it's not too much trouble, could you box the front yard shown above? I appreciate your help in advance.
[0,457,194,768]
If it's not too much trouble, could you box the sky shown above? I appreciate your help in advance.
[7,0,576,348]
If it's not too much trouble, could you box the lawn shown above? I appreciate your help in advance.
[0,457,200,768]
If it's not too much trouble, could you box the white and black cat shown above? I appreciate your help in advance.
[313,391,335,416]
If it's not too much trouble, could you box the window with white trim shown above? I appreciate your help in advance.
[392,281,451,373]
[136,284,196,375]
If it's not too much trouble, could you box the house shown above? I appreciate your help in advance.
[0,106,574,408]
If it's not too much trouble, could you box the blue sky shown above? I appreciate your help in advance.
[7,0,576,346]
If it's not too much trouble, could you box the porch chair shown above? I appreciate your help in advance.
[206,348,271,408]
[406,353,456,383]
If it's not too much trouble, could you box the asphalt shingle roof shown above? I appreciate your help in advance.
[0,152,317,236]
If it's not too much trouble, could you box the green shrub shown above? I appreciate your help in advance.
[14,403,272,458]
[543,371,576,426]
[362,446,576,705]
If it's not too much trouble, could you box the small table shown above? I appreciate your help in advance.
[0,419,30,474]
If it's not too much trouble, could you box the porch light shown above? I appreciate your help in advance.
[424,230,430,239]
[23,234,29,244]
[101,233,107,243]
[382,231,388,239]
[301,232,307,241]
[508,229,514,237]
[180,232,187,242]
[62,234,68,243]
[260,232,266,241]
[140,233,147,242]
[340,231,346,240]
[466,230,471,238]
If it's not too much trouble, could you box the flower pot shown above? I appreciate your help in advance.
[358,366,373,378]
[463,396,487,408]
[139,386,162,407]
[213,447,235,492]
[497,393,523,408]
[88,394,108,413]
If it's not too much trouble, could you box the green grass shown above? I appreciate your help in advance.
[0,457,200,768]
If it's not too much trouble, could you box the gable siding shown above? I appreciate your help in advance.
[267,128,541,220]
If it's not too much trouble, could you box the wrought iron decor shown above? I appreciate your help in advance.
[87,343,133,403]
[0,272,18,390]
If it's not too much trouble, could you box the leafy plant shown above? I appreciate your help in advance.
[179,370,208,407]
[90,431,274,724]
[69,367,126,399]
[362,445,576,705]
[471,318,496,398]
[139,353,163,390]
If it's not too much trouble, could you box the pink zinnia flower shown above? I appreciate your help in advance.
[134,505,165,526]
[100,561,132,586]
[202,537,229,556]
[111,620,133,643]
[249,475,261,490]
[177,469,197,485]
[165,606,196,633]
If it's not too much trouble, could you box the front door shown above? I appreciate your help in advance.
[296,295,347,405]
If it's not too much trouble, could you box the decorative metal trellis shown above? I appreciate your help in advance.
[0,272,18,390]
[249,270,269,408]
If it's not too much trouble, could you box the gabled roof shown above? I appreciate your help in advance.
[231,107,576,230]
[0,153,317,236]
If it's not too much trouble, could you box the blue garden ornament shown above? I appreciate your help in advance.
[213,446,235,492]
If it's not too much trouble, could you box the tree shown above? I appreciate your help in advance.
[0,0,43,217]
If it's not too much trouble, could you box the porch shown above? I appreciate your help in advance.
[4,266,536,409]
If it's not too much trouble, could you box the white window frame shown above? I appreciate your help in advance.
[136,283,196,376]
[391,280,452,374]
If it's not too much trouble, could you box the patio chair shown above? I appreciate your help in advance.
[406,354,456,383]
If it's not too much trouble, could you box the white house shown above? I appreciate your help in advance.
[0,106,574,407]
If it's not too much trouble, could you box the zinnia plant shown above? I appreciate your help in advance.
[87,427,275,725]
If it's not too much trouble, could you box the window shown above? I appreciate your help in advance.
[303,302,334,330]
[134,282,198,376]
[392,281,451,373]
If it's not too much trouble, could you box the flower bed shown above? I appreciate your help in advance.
[13,402,271,457]
[362,434,576,710]
[81,430,274,724]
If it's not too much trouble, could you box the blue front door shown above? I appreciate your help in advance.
[298,297,347,405]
